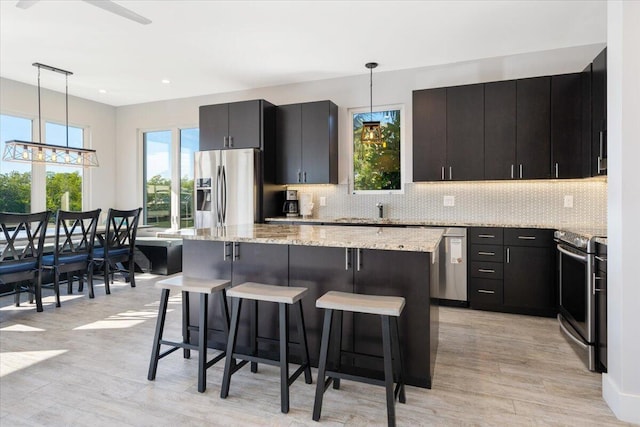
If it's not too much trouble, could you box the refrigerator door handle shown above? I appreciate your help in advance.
[221,165,227,225]
[216,165,223,226]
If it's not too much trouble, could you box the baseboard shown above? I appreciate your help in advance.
[602,373,640,424]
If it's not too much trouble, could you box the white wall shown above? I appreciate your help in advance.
[116,43,605,209]
[0,77,117,214]
[602,1,640,423]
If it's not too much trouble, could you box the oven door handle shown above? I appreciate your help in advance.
[556,244,588,263]
[558,314,588,350]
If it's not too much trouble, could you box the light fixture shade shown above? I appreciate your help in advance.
[361,121,384,145]
[3,140,99,167]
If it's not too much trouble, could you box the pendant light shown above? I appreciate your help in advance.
[2,63,99,168]
[360,62,384,146]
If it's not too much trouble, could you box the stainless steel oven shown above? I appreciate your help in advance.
[555,230,602,371]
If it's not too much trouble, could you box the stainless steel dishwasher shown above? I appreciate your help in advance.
[439,227,468,306]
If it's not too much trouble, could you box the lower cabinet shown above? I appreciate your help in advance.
[596,243,607,371]
[468,227,557,317]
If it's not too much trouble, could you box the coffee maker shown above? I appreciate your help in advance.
[282,190,299,217]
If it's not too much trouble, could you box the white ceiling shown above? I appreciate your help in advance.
[0,0,607,107]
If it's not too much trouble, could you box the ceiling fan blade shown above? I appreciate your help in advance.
[82,0,152,25]
[15,0,40,9]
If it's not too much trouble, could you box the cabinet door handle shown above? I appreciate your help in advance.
[506,247,510,263]
[478,268,495,273]
[511,164,514,179]
[229,136,233,148]
[477,251,495,256]
[519,164,523,179]
[517,236,536,240]
[345,248,351,271]
[441,166,445,181]
[303,171,307,183]
[223,241,231,260]
[449,166,452,180]
[233,242,240,260]
[592,272,605,295]
[477,289,495,294]
[478,234,495,239]
[297,170,301,183]
[555,162,559,179]
[595,255,607,262]
[223,136,228,148]
[357,248,362,272]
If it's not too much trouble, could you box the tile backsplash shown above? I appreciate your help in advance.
[286,178,607,228]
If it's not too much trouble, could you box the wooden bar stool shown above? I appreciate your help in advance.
[313,291,406,427]
[147,275,231,393]
[220,282,312,413]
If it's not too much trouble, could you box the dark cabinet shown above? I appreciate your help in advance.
[413,88,447,181]
[353,249,433,388]
[516,77,551,179]
[446,84,485,180]
[468,227,556,317]
[276,100,338,184]
[503,229,556,315]
[199,99,274,151]
[591,48,607,175]
[485,81,516,180]
[551,73,583,178]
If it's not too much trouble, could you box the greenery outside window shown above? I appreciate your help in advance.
[352,106,403,193]
[143,130,172,227]
[45,122,84,212]
[0,114,32,213]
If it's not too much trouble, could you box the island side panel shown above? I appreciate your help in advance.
[353,249,433,388]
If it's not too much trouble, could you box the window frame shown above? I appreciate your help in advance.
[349,103,405,195]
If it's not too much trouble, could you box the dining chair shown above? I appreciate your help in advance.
[93,207,142,294]
[42,209,101,305]
[0,211,51,312]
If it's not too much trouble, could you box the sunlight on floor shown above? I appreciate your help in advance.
[73,309,167,330]
[0,294,85,312]
[0,324,46,332]
[0,349,68,377]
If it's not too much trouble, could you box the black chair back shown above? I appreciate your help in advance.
[0,211,50,278]
[103,208,142,257]
[53,209,101,263]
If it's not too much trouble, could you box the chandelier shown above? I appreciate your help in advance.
[2,63,99,168]
[360,62,385,146]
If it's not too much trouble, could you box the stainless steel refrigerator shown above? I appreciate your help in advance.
[194,149,262,228]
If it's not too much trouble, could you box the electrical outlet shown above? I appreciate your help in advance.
[444,195,455,207]
[319,196,327,206]
[564,195,574,208]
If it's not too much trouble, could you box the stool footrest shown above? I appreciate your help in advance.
[287,363,310,386]
[325,366,386,387]
[158,345,182,360]
[205,351,227,369]
[159,339,199,352]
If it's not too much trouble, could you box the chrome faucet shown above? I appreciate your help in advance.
[376,202,384,219]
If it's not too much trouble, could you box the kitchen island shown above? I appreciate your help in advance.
[159,224,444,388]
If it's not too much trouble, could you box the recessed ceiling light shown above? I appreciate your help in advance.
[99,89,107,94]
[161,79,171,84]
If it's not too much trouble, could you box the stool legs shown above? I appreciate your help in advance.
[279,303,289,413]
[313,309,333,421]
[182,291,191,359]
[392,317,406,404]
[221,297,242,399]
[381,315,396,427]
[148,289,170,381]
[197,293,208,393]
[250,300,258,373]
[294,301,313,384]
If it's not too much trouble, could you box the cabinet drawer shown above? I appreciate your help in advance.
[470,261,503,280]
[596,243,607,273]
[469,227,503,245]
[469,244,504,262]
[504,228,553,247]
[469,278,503,306]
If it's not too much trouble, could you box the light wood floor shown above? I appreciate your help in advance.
[0,274,628,426]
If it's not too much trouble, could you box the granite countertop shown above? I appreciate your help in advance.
[158,224,444,253]
[266,217,608,237]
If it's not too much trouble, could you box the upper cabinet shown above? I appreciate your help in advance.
[276,100,338,184]
[591,48,607,176]
[551,73,583,179]
[516,77,551,179]
[484,81,516,180]
[199,99,275,151]
[413,88,447,181]
[446,84,485,181]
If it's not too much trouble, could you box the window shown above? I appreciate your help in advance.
[180,128,198,228]
[0,114,33,213]
[45,122,84,212]
[143,130,172,227]
[352,107,403,193]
